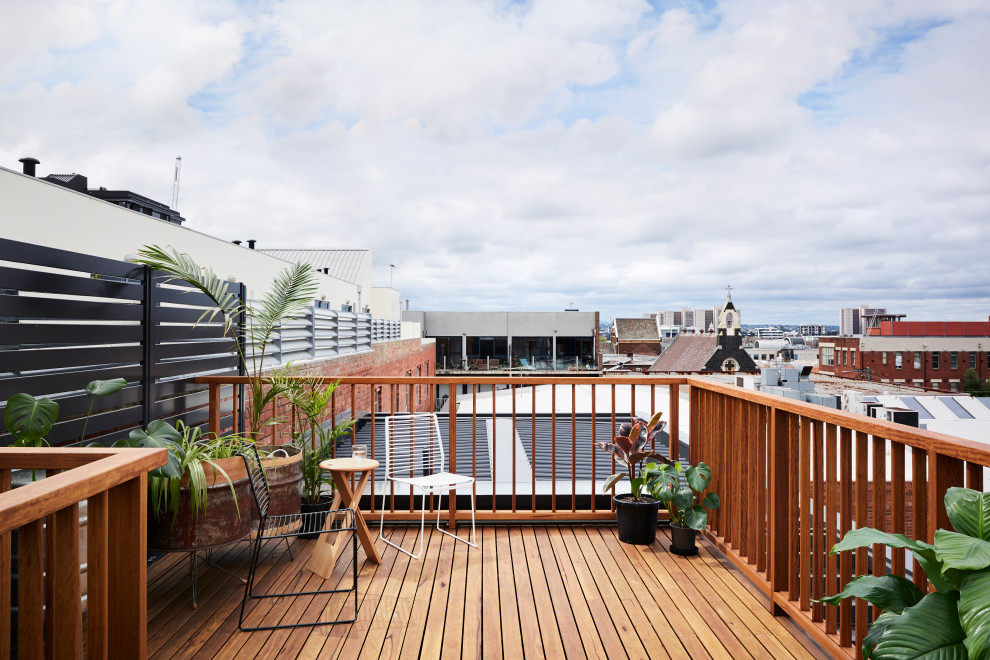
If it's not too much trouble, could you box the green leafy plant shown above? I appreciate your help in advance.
[645,460,720,530]
[595,413,670,500]
[3,393,59,448]
[277,374,354,503]
[130,245,319,437]
[148,421,241,525]
[820,487,990,659]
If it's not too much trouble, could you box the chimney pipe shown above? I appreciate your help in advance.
[247,239,256,249]
[232,240,242,246]
[19,157,40,177]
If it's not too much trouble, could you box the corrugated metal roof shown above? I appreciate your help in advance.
[259,248,370,285]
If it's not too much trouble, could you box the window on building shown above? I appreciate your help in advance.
[913,353,921,369]
[895,351,903,369]
[822,346,834,366]
[932,353,940,369]
[841,349,846,366]
[951,352,958,369]
[970,352,976,369]
[914,380,924,388]
[951,381,959,392]
[882,351,888,365]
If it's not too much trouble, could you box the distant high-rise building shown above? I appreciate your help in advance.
[839,306,907,336]
[799,324,829,337]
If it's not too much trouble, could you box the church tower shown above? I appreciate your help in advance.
[716,287,741,337]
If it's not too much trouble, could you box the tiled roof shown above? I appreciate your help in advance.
[259,248,370,284]
[613,318,659,341]
[648,335,717,373]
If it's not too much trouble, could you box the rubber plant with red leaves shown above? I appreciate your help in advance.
[596,412,672,500]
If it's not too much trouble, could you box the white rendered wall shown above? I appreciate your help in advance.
[371,287,401,320]
[0,166,359,306]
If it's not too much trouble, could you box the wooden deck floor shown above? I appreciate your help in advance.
[147,525,830,659]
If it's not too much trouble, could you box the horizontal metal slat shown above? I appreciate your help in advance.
[155,341,236,360]
[0,265,144,300]
[156,325,230,342]
[0,238,144,280]
[0,295,143,322]
[0,345,143,374]
[0,364,144,401]
[153,355,239,380]
[0,323,143,346]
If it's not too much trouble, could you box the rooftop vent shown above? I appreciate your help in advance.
[18,157,40,176]
[247,239,256,250]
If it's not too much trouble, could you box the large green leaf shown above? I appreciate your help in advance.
[959,568,990,660]
[831,528,954,593]
[682,504,708,530]
[818,574,924,614]
[671,486,695,512]
[945,487,990,542]
[685,462,712,493]
[864,611,899,660]
[936,530,990,572]
[85,378,127,396]
[703,492,721,510]
[3,394,59,446]
[870,591,967,660]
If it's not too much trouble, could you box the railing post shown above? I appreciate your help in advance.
[107,474,148,660]
[0,469,10,659]
[449,388,458,529]
[208,382,221,436]
[768,406,790,615]
[669,383,679,462]
[927,449,964,540]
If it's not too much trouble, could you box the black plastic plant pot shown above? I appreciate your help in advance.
[614,494,660,544]
[669,524,699,556]
[300,495,334,539]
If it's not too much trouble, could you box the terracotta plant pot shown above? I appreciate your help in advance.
[614,494,660,545]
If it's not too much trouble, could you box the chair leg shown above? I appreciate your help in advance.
[380,489,428,559]
[434,487,478,549]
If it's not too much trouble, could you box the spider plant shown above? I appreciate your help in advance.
[148,420,241,525]
[130,245,319,438]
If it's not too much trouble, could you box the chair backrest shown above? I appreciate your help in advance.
[383,413,445,480]
[241,444,271,520]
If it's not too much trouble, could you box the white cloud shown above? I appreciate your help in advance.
[1,0,988,324]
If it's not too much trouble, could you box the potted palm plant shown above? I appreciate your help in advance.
[646,460,720,556]
[282,376,355,538]
[595,412,671,544]
[131,245,319,521]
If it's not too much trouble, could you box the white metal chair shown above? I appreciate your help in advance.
[379,412,477,558]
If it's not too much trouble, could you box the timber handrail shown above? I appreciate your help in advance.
[0,447,166,660]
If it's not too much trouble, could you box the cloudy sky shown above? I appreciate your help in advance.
[2,0,989,324]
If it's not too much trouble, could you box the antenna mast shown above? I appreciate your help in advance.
[169,156,182,210]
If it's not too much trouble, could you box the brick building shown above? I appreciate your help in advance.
[610,317,663,356]
[818,321,990,391]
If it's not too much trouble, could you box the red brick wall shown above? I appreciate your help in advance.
[237,338,436,443]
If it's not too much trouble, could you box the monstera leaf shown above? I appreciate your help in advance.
[85,378,127,397]
[3,393,59,447]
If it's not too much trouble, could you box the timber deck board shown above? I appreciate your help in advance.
[147,524,829,659]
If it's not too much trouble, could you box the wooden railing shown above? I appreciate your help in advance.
[198,374,990,658]
[691,379,990,658]
[0,447,167,660]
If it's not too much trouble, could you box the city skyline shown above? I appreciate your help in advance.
[1,1,988,324]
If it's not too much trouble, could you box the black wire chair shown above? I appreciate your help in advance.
[238,445,358,631]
